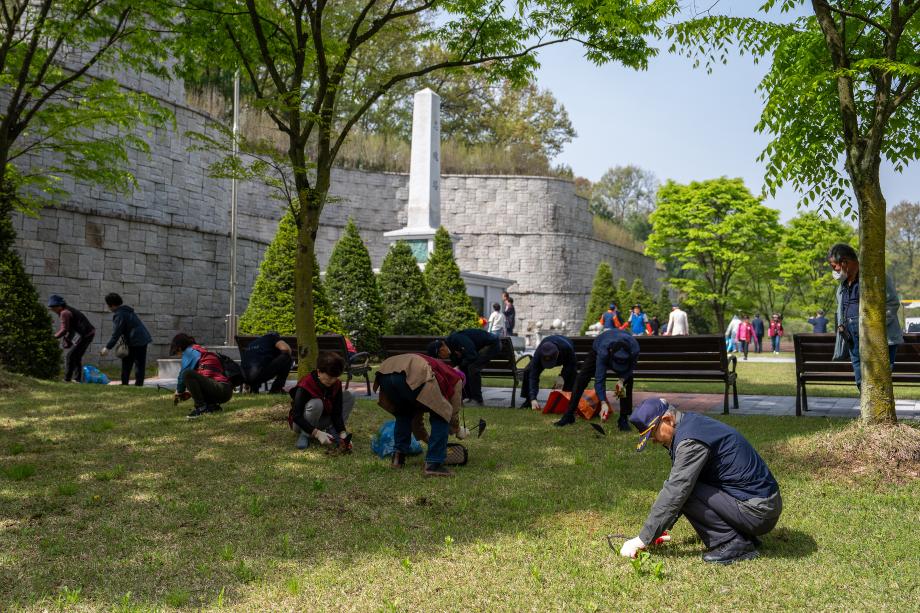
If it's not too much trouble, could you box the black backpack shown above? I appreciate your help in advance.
[216,353,245,387]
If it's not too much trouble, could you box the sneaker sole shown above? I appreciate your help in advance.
[704,549,759,565]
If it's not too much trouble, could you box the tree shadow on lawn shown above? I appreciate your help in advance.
[0,388,853,608]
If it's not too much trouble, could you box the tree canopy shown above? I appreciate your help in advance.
[646,177,781,331]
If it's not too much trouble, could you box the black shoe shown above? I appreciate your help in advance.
[391,451,406,468]
[554,412,576,427]
[702,537,759,565]
[186,405,207,419]
[617,418,631,432]
[424,463,453,477]
[520,400,530,409]
[204,404,222,414]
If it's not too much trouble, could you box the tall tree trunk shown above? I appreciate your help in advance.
[853,171,897,423]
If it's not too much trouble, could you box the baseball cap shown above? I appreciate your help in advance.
[536,342,559,366]
[609,303,617,310]
[47,294,65,307]
[629,398,670,452]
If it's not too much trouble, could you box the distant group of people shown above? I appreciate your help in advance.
[597,302,689,337]
[723,313,783,359]
[48,293,152,385]
[483,292,516,337]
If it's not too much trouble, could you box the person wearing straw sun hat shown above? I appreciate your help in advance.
[619,398,783,565]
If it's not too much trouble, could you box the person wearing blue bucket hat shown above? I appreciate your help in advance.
[618,398,783,565]
[47,294,95,382]
[553,328,638,430]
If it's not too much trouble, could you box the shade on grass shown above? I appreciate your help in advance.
[0,377,917,610]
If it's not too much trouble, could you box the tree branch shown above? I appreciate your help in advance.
[815,0,890,35]
[811,0,861,153]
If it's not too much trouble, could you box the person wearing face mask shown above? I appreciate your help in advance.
[827,243,902,390]
[618,398,782,565]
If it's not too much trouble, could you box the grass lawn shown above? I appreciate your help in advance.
[492,359,920,400]
[1,376,918,611]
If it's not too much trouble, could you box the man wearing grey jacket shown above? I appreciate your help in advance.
[618,398,782,565]
[827,243,902,389]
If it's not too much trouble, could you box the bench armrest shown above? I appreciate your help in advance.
[515,354,533,372]
[349,352,370,366]
[726,354,738,376]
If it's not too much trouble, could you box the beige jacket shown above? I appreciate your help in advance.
[374,354,462,439]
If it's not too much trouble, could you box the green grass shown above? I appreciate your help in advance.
[0,378,918,611]
[493,359,920,399]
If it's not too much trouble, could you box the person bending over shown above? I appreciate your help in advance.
[241,331,293,394]
[554,328,639,431]
[521,335,577,409]
[48,294,95,383]
[619,398,782,565]
[288,351,355,450]
[374,353,465,477]
[427,328,500,406]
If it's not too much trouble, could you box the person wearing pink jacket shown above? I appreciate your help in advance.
[736,316,756,361]
[768,315,784,354]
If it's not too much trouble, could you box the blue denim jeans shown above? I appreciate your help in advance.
[846,319,899,388]
[395,411,448,464]
[771,335,781,352]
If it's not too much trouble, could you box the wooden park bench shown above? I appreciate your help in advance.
[379,335,530,407]
[235,333,371,395]
[793,333,920,415]
[570,334,739,414]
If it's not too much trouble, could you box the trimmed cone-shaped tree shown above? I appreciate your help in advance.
[581,261,616,334]
[617,278,631,309]
[325,219,385,353]
[656,284,673,323]
[379,241,436,335]
[239,211,343,336]
[0,195,61,378]
[630,277,655,313]
[425,227,479,335]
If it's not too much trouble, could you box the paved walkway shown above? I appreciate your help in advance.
[143,377,920,420]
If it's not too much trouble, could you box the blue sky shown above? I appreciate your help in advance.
[534,20,918,222]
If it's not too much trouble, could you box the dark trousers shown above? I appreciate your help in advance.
[846,319,899,389]
[185,371,233,408]
[377,372,447,464]
[754,334,763,353]
[462,339,501,402]
[681,482,781,549]
[739,340,750,360]
[243,354,293,392]
[121,344,148,386]
[566,349,633,422]
[520,362,576,403]
[65,334,94,382]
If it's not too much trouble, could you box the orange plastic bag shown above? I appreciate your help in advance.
[542,390,604,420]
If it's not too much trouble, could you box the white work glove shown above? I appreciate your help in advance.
[599,402,611,421]
[100,347,109,356]
[531,399,540,411]
[456,427,470,440]
[312,429,333,446]
[620,536,646,559]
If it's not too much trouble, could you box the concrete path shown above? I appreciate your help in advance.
[142,376,920,420]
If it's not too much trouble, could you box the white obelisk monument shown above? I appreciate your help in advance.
[384,88,441,262]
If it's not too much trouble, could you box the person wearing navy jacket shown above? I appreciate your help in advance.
[100,293,152,386]
[618,398,782,565]
[520,335,577,409]
[428,328,501,405]
[554,328,639,430]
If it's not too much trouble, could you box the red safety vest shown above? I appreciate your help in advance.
[192,344,229,384]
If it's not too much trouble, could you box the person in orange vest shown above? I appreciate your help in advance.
[599,303,624,330]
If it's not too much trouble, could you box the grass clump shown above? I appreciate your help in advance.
[2,462,36,480]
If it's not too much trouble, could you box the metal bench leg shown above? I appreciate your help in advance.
[801,382,809,413]
[795,381,801,417]
[723,382,730,415]
[732,381,739,410]
[364,371,371,396]
[511,377,517,409]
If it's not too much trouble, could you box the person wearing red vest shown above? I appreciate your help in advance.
[288,351,355,450]
[170,333,233,419]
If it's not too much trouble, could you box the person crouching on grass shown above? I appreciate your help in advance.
[171,333,234,419]
[619,398,782,565]
[288,351,355,450]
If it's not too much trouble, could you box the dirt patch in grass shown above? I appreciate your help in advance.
[773,421,920,483]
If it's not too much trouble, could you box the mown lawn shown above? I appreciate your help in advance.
[1,376,918,611]
[492,359,920,399]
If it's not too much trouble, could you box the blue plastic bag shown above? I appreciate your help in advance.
[82,365,110,385]
[371,420,422,459]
